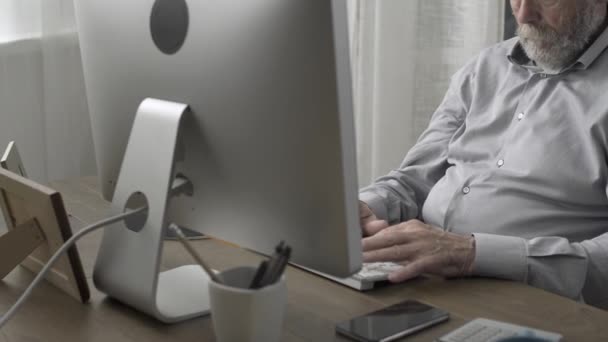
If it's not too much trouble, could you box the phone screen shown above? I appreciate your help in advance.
[335,300,449,342]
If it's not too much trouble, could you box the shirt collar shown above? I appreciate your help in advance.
[577,24,608,69]
[507,24,608,74]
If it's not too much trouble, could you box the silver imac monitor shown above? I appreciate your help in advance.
[75,0,361,322]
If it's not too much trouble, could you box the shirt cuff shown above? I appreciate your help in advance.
[472,233,528,282]
[580,238,608,265]
[358,191,389,221]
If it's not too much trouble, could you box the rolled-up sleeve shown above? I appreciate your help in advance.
[359,59,475,224]
[472,232,608,309]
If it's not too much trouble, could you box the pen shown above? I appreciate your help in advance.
[257,242,286,287]
[269,246,291,284]
[258,243,291,288]
[249,260,268,289]
[169,224,224,284]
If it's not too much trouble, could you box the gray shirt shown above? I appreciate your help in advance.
[360,27,608,309]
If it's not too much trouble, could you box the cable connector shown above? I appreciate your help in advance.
[170,174,193,198]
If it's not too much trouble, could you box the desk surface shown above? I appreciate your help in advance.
[0,176,607,342]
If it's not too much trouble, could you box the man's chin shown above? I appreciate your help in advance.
[520,37,554,51]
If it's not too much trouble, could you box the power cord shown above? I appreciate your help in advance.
[0,206,147,329]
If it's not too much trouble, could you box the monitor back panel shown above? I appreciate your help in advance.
[75,0,361,276]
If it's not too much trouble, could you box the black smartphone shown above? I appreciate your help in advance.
[335,300,449,342]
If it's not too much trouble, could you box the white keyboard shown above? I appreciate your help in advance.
[300,262,403,291]
[437,318,562,342]
[351,262,403,282]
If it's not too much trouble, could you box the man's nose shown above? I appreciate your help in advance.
[514,0,542,25]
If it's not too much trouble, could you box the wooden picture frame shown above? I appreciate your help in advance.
[0,167,90,303]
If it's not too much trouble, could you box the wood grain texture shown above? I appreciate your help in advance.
[0,177,605,341]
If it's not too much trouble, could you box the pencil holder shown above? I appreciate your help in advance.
[208,266,287,342]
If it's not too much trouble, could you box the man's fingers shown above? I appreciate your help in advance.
[359,201,373,217]
[388,257,435,283]
[362,220,389,236]
[363,244,416,263]
[362,228,411,251]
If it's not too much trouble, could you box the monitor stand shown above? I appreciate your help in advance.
[93,98,211,323]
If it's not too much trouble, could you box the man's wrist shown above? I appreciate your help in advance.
[464,236,476,276]
[358,192,389,221]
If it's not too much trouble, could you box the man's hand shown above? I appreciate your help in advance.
[359,201,389,236]
[362,219,475,282]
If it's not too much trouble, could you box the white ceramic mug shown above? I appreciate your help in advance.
[208,266,287,342]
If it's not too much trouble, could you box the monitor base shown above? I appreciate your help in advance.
[93,98,210,323]
[156,265,211,322]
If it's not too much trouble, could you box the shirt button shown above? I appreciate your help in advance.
[517,112,525,121]
[497,159,505,167]
[462,186,470,194]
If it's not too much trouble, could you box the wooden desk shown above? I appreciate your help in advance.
[0,176,607,342]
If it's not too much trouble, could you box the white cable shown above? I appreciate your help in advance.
[0,207,147,329]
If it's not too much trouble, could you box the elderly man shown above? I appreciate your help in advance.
[359,0,608,309]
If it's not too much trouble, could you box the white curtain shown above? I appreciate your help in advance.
[0,0,95,184]
[350,0,505,187]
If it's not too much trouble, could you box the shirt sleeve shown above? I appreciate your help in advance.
[472,232,608,309]
[359,59,475,224]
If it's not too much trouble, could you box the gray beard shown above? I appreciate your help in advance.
[517,4,605,73]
